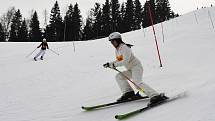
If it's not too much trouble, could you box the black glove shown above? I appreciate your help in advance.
[103,63,110,68]
[103,62,115,68]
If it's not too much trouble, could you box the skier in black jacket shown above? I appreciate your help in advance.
[34,38,49,61]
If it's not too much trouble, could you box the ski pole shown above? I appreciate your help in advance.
[111,67,145,93]
[49,49,60,55]
[26,48,37,58]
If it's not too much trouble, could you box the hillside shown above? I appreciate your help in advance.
[0,7,215,121]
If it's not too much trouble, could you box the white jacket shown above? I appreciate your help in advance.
[111,43,142,70]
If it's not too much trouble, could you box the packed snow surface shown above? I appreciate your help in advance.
[0,7,215,121]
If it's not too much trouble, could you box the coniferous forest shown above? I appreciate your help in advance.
[0,0,178,42]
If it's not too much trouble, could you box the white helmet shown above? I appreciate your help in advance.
[108,32,122,41]
[43,38,46,42]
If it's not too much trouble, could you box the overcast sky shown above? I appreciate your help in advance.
[0,0,214,27]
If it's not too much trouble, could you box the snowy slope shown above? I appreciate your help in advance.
[0,7,215,121]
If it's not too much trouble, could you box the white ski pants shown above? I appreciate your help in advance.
[35,49,46,59]
[115,65,159,98]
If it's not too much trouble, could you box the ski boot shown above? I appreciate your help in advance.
[117,91,143,102]
[132,92,146,100]
[34,57,37,61]
[149,93,168,106]
[40,56,43,60]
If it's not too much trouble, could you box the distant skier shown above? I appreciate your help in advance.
[103,32,168,104]
[34,38,49,61]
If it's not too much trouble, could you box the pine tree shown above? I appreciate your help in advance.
[49,1,63,41]
[44,25,54,41]
[110,0,120,32]
[124,0,135,32]
[92,3,103,38]
[119,2,127,33]
[164,0,171,20]
[71,3,82,41]
[29,11,42,42]
[64,4,74,41]
[18,19,29,42]
[0,23,6,42]
[0,7,16,41]
[149,0,156,23]
[101,0,111,36]
[9,9,22,42]
[142,0,156,28]
[83,15,94,40]
[134,0,142,29]
[156,0,171,22]
[169,11,179,18]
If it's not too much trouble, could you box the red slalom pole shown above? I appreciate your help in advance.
[147,2,163,67]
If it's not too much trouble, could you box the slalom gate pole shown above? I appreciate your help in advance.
[112,67,144,93]
[194,12,199,24]
[72,41,76,52]
[26,48,37,58]
[161,22,165,43]
[207,10,214,29]
[49,49,60,55]
[147,2,163,67]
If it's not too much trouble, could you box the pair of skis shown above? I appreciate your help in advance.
[82,92,185,120]
[82,96,149,111]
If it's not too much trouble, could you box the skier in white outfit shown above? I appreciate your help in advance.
[34,38,49,61]
[103,32,168,104]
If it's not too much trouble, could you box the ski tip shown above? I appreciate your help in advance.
[115,115,120,119]
[81,106,94,111]
[115,114,126,120]
[81,106,88,110]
